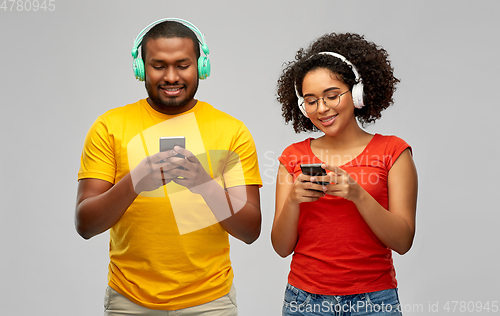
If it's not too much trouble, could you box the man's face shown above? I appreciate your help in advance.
[143,37,199,114]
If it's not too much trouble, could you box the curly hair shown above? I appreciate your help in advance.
[276,33,399,133]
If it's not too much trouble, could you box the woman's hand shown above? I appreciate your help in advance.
[288,172,326,204]
[320,164,365,202]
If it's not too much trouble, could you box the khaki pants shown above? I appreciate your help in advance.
[104,284,238,316]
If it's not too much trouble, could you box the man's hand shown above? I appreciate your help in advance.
[130,150,179,194]
[164,146,213,194]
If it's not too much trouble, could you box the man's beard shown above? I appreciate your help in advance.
[146,82,198,110]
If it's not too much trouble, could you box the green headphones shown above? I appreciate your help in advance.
[131,18,211,81]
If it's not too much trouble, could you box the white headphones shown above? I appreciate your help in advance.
[295,52,365,117]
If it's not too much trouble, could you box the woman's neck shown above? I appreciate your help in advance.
[317,120,371,151]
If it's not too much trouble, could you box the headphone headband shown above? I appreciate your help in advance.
[316,52,361,85]
[131,18,211,81]
[295,51,365,117]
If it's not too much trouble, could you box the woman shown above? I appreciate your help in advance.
[272,33,418,315]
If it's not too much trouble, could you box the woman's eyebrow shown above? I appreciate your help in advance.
[303,87,340,98]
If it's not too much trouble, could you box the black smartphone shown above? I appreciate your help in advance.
[160,136,185,158]
[300,163,329,185]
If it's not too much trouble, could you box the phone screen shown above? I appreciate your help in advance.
[300,163,329,185]
[160,136,185,152]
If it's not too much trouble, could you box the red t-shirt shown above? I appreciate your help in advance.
[278,134,411,295]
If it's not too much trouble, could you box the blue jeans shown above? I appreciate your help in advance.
[282,283,402,316]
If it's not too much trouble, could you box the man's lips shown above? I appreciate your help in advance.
[318,114,338,126]
[160,86,184,97]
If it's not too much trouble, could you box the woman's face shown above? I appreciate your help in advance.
[301,68,357,136]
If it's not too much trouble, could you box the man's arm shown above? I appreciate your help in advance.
[201,183,261,244]
[75,175,137,239]
[75,150,176,239]
[166,146,261,244]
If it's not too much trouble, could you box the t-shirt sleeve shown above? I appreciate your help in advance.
[278,143,298,175]
[221,123,262,188]
[385,136,412,170]
[78,116,116,184]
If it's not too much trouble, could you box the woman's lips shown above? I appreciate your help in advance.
[318,114,338,126]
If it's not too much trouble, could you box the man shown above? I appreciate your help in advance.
[75,18,262,315]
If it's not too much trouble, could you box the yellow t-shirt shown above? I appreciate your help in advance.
[78,99,262,310]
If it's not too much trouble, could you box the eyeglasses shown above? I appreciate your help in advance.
[301,90,350,114]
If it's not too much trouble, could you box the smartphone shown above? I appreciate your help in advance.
[160,136,185,158]
[300,163,329,185]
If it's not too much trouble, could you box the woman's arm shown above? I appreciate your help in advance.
[323,148,418,254]
[271,164,325,257]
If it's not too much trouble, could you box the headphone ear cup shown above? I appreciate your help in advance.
[298,105,309,118]
[296,97,309,118]
[294,85,309,118]
[351,82,365,109]
[198,56,211,80]
[133,58,145,81]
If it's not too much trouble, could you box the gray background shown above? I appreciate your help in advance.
[1,0,499,315]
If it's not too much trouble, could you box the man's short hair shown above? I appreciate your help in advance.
[140,20,201,62]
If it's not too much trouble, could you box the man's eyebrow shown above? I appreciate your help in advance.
[175,58,191,63]
[150,58,192,63]
[303,87,340,98]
